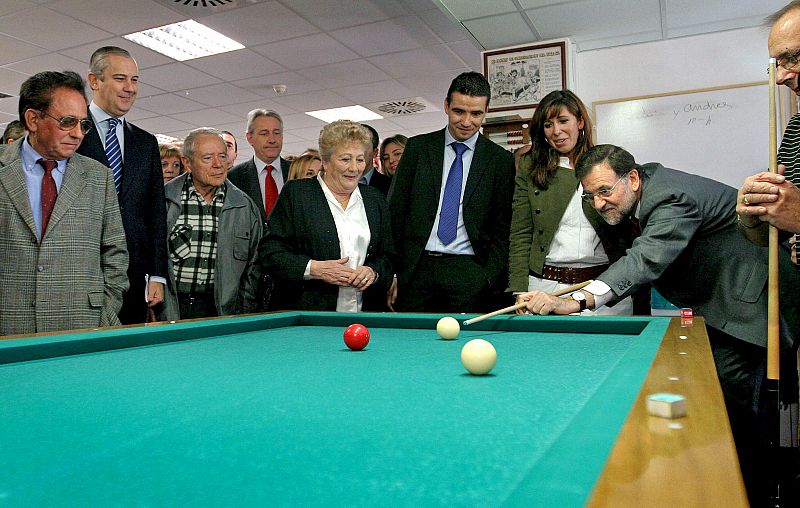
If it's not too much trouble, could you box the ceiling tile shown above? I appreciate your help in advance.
[331,15,439,57]
[169,108,243,127]
[0,69,32,100]
[180,83,264,108]
[367,46,464,79]
[397,68,470,99]
[278,112,327,130]
[665,0,785,38]
[388,110,446,130]
[47,0,184,34]
[419,7,470,44]
[270,89,353,112]
[287,0,403,30]
[219,98,294,119]
[447,40,482,70]
[133,115,194,134]
[0,34,50,66]
[183,49,285,81]
[332,80,416,104]
[438,0,517,20]
[134,92,206,115]
[233,71,327,99]
[464,12,536,50]
[251,34,360,70]
[297,60,391,89]
[0,7,113,51]
[4,53,87,77]
[199,1,319,47]
[140,62,222,93]
[0,0,38,15]
[527,0,661,44]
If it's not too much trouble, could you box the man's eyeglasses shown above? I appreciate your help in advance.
[776,48,800,72]
[38,111,93,134]
[580,172,629,202]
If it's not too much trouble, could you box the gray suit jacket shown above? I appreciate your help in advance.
[599,163,799,347]
[0,139,129,335]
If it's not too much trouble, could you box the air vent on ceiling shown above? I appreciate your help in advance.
[0,92,12,99]
[173,0,233,6]
[368,97,438,117]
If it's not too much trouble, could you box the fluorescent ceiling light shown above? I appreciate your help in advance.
[306,105,383,123]
[124,20,244,62]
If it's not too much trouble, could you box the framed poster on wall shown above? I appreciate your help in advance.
[482,41,567,113]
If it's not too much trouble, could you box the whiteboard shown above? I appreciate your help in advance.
[593,83,775,189]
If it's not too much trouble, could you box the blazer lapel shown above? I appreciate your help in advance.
[82,107,109,165]
[462,134,487,208]
[43,157,87,242]
[313,181,341,259]
[119,121,137,201]
[426,130,446,214]
[0,150,38,240]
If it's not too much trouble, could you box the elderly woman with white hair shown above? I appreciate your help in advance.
[263,120,394,311]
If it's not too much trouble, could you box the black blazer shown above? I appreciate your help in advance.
[368,169,391,196]
[228,156,291,226]
[388,128,515,290]
[76,113,168,280]
[263,178,394,311]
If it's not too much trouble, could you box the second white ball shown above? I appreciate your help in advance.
[436,316,460,340]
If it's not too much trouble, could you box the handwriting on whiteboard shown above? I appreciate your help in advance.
[671,100,733,126]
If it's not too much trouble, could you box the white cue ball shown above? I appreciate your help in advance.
[436,316,460,340]
[461,339,497,376]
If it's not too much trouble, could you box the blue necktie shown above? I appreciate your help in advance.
[105,117,123,193]
[437,142,468,245]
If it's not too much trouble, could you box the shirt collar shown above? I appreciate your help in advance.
[21,136,67,174]
[186,174,226,202]
[255,156,280,173]
[444,127,479,151]
[89,101,124,125]
[360,166,375,184]
[317,172,362,209]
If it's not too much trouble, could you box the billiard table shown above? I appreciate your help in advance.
[0,313,747,506]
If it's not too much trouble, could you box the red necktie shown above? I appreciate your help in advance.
[39,159,58,237]
[264,164,278,215]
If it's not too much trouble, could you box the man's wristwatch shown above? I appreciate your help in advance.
[571,291,587,312]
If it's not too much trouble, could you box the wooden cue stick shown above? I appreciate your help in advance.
[768,58,780,382]
[462,280,593,326]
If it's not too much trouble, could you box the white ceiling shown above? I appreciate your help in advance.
[0,0,783,163]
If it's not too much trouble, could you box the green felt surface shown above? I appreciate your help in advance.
[0,313,669,507]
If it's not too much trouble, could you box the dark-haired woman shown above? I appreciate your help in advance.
[508,90,634,315]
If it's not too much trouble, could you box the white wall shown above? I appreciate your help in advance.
[574,26,771,108]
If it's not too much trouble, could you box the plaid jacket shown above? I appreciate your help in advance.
[0,139,129,336]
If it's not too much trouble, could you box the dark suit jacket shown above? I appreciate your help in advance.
[388,128,515,291]
[599,163,800,347]
[367,168,391,196]
[76,113,168,285]
[228,156,291,226]
[263,178,394,311]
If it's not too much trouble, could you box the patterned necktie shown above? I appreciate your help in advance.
[39,159,58,237]
[105,117,123,193]
[264,164,278,215]
[437,142,468,245]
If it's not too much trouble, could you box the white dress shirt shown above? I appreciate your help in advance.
[424,128,478,255]
[89,101,125,160]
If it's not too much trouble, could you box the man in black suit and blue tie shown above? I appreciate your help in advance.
[77,46,168,324]
[388,72,515,313]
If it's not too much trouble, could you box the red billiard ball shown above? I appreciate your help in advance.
[344,323,370,351]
